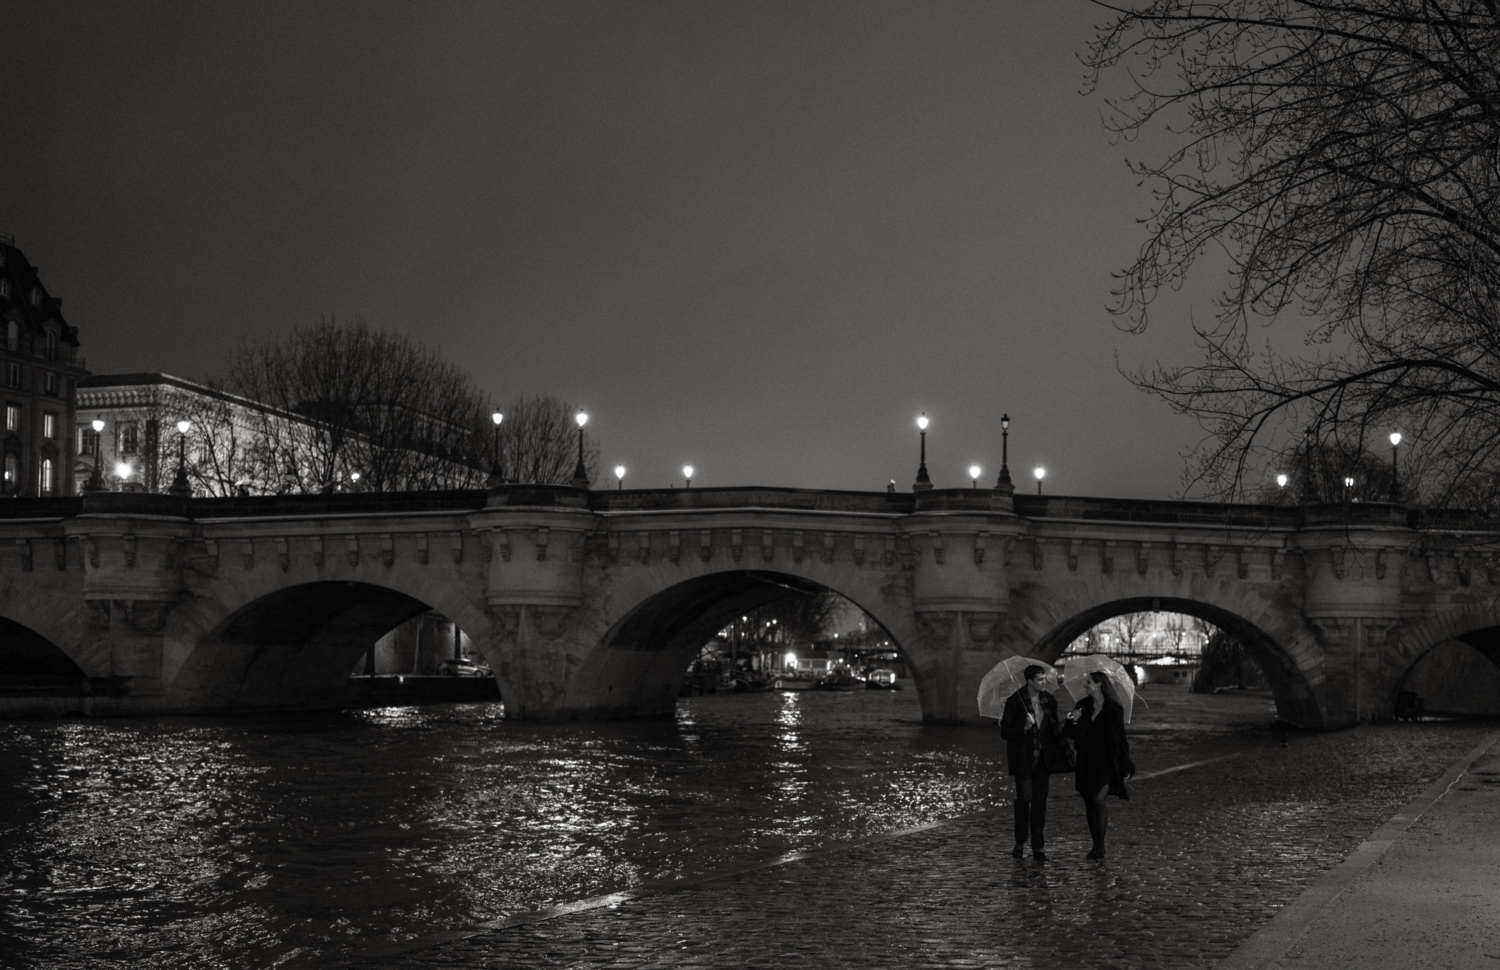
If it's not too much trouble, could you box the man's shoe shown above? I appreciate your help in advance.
[1032,849,1047,861]
[1011,843,1025,859]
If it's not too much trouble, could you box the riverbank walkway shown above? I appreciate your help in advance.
[352,721,1499,969]
[1223,729,1500,970]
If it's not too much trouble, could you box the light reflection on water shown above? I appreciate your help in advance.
[0,688,1005,969]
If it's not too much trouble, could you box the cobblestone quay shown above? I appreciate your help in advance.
[352,694,1491,970]
[1,687,1490,969]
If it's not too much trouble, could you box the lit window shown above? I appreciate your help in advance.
[5,405,17,432]
[39,458,52,495]
[3,454,16,492]
[119,423,138,455]
[43,412,56,439]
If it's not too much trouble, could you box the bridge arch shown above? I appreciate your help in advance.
[0,614,87,695]
[557,566,923,721]
[164,562,496,712]
[1019,595,1323,728]
[1389,605,1500,715]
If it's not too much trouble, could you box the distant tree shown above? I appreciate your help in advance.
[1086,2,1500,507]
[495,393,602,486]
[226,319,493,492]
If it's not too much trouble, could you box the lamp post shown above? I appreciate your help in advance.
[1389,432,1402,501]
[1034,466,1046,495]
[969,464,981,489]
[1276,473,1288,488]
[571,411,590,488]
[1343,475,1355,502]
[996,413,1012,490]
[85,418,106,492]
[115,461,133,492]
[683,465,693,489]
[168,419,192,497]
[490,410,504,486]
[615,464,626,490]
[914,413,932,491]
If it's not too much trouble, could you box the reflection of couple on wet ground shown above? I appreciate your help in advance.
[998,665,1135,861]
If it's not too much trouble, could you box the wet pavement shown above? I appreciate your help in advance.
[349,699,1494,970]
[1,686,1491,969]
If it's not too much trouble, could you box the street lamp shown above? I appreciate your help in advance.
[85,418,106,492]
[683,465,694,489]
[914,413,932,491]
[969,464,981,489]
[996,413,1012,489]
[1389,432,1402,501]
[571,410,589,488]
[615,464,626,490]
[1034,466,1046,495]
[490,410,504,486]
[1276,473,1288,489]
[1343,474,1355,502]
[168,419,192,497]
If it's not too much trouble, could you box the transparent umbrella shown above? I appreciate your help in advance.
[1059,654,1137,723]
[977,656,1059,719]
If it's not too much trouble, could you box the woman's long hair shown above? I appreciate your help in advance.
[1089,670,1124,713]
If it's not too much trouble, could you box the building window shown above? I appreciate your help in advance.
[5,362,19,388]
[0,280,9,299]
[43,412,56,439]
[5,405,17,432]
[119,422,139,455]
[39,458,53,495]
[79,425,94,456]
[3,453,16,493]
[45,330,57,361]
[44,371,57,395]
[29,288,40,307]
[5,320,15,351]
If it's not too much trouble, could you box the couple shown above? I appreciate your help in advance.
[999,665,1134,861]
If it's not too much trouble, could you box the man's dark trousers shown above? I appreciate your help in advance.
[1014,766,1050,848]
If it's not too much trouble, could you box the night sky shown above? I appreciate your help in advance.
[4,2,1218,496]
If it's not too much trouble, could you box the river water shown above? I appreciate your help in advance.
[0,686,1482,969]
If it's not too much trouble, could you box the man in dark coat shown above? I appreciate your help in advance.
[998,664,1070,860]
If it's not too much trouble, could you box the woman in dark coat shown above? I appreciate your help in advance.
[1062,670,1135,860]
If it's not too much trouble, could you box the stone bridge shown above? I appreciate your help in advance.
[3,484,1500,728]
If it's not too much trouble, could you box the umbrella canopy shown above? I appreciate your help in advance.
[977,656,1059,719]
[1059,654,1136,723]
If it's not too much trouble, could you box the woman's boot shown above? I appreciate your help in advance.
[1093,799,1108,860]
[1084,800,1101,859]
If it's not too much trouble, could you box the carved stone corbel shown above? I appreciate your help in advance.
[19,539,33,572]
[731,529,743,562]
[792,531,805,564]
[1329,545,1347,580]
[314,536,326,569]
[88,537,100,569]
[883,536,896,566]
[968,612,998,641]
[822,532,835,564]
[345,536,359,568]
[1137,542,1149,575]
[1067,539,1079,572]
[669,530,681,564]
[1375,548,1387,580]
[1236,547,1248,579]
[1168,541,1181,577]
[699,530,713,563]
[637,533,652,564]
[931,532,945,565]
[762,529,775,563]
[1031,537,1043,571]
[380,534,395,568]
[1203,544,1218,578]
[973,532,987,566]
[1455,552,1471,586]
[535,527,550,563]
[1102,540,1114,575]
[241,539,255,571]
[416,534,430,565]
[205,539,219,571]
[277,537,290,572]
[607,533,620,565]
[1271,548,1284,581]
[450,532,464,565]
[853,534,867,565]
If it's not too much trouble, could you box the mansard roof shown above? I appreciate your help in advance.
[0,233,81,347]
